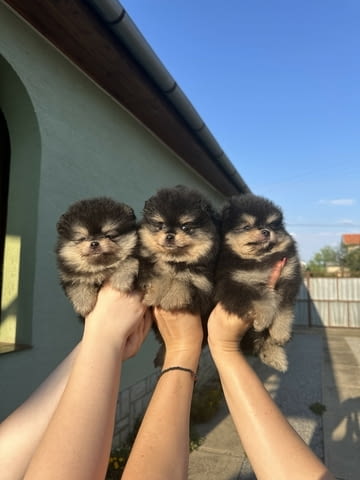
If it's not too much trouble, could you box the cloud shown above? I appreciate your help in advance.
[338,218,355,225]
[319,198,356,206]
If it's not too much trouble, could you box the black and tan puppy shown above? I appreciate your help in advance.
[138,185,220,364]
[56,197,138,318]
[215,194,301,372]
[138,185,220,312]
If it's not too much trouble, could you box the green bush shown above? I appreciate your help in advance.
[191,378,223,424]
[107,445,131,479]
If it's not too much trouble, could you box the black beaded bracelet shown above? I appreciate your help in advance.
[159,366,198,382]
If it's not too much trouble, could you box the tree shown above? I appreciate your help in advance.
[343,247,360,276]
[307,245,340,276]
[307,243,360,277]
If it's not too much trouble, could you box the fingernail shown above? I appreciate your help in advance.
[282,257,287,266]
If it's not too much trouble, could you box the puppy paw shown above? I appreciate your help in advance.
[143,287,159,307]
[252,294,278,332]
[67,285,98,317]
[110,258,139,292]
[143,281,170,307]
[253,310,274,332]
[269,309,293,344]
[269,323,291,345]
[161,280,192,310]
[159,295,185,311]
[73,297,97,317]
[259,341,288,372]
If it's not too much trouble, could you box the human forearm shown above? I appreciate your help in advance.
[207,270,334,479]
[122,347,201,480]
[0,344,79,480]
[122,307,203,480]
[24,332,123,480]
[23,287,148,480]
[212,349,335,480]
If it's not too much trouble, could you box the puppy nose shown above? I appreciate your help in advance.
[166,233,175,241]
[90,241,100,248]
[261,229,270,238]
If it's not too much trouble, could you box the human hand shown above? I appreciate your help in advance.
[207,303,251,355]
[152,308,203,368]
[122,309,152,361]
[268,257,287,289]
[84,284,149,357]
[208,259,287,356]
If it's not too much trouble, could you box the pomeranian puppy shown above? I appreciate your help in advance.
[215,194,302,372]
[138,185,220,365]
[56,197,138,318]
[138,185,220,312]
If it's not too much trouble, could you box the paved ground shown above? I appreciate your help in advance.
[188,327,360,480]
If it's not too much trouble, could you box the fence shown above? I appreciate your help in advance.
[295,276,360,328]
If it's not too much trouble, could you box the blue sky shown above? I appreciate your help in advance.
[123,0,360,262]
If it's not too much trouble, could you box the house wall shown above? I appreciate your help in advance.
[0,2,225,421]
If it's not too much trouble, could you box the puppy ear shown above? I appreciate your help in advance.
[56,214,70,235]
[202,200,220,224]
[142,199,149,214]
[220,201,232,224]
[121,203,136,220]
[142,198,155,217]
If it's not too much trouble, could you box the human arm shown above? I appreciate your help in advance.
[0,345,80,480]
[23,285,150,480]
[208,304,335,480]
[122,308,203,480]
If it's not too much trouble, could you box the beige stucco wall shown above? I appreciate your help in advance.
[0,2,225,420]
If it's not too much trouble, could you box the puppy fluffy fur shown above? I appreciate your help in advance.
[215,194,302,372]
[56,197,138,317]
[138,185,219,312]
[138,185,220,365]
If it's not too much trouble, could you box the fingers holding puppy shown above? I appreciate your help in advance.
[207,303,252,355]
[268,257,287,289]
[122,309,153,361]
[84,284,148,355]
[209,259,287,355]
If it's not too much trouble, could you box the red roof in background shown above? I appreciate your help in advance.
[342,234,360,245]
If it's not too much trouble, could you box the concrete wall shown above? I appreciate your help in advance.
[0,2,225,421]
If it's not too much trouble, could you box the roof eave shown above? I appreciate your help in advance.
[2,0,249,196]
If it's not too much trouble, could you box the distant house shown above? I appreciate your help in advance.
[323,234,360,276]
[342,234,360,253]
[324,263,342,276]
[0,0,249,440]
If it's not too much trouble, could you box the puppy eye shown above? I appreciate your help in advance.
[153,222,164,231]
[181,223,193,233]
[268,222,282,230]
[74,237,86,243]
[242,225,251,231]
[104,234,116,240]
